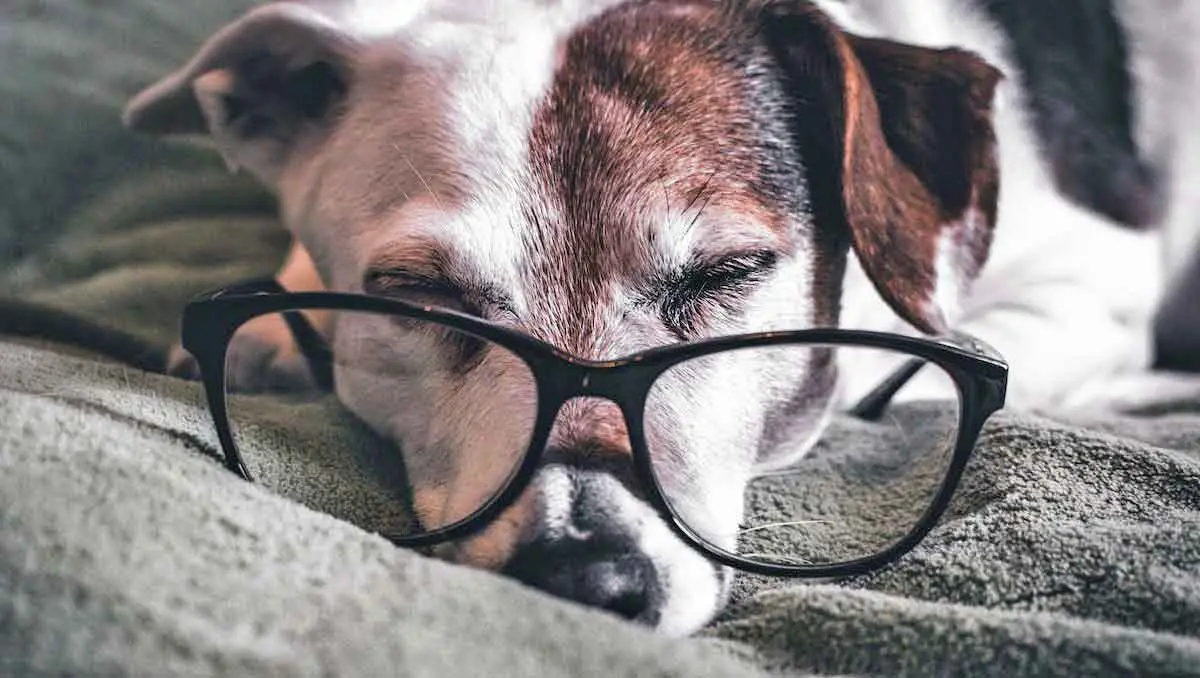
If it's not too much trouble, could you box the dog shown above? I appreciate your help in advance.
[120,0,1189,635]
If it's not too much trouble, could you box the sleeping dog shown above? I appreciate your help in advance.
[122,0,1180,635]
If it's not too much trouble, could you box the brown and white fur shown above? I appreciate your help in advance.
[122,0,1181,635]
[824,0,1186,410]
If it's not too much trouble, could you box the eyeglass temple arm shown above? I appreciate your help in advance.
[218,276,336,392]
[848,357,925,421]
[283,309,335,392]
[848,331,1002,422]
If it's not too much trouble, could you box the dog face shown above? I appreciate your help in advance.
[126,0,1000,635]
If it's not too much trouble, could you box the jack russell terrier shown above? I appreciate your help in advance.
[120,0,1190,635]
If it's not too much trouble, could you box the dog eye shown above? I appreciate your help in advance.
[362,270,488,370]
[364,269,465,307]
[659,251,779,335]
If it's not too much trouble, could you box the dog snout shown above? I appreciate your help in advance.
[504,529,659,622]
[502,465,662,624]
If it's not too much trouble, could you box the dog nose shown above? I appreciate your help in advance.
[503,528,659,623]
[501,464,661,624]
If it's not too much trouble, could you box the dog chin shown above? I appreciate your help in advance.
[644,541,728,637]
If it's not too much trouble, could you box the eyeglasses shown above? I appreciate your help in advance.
[181,277,1007,578]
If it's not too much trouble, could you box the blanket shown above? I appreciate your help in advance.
[2,2,1200,676]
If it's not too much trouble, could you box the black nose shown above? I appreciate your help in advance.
[504,530,660,623]
[501,462,661,624]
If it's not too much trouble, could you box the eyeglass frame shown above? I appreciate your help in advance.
[180,277,1008,579]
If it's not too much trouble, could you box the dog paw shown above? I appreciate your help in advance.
[166,342,203,381]
[167,312,319,395]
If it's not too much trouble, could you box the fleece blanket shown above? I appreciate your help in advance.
[3,2,1200,676]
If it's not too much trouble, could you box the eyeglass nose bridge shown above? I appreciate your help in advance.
[541,359,657,410]
[529,364,655,498]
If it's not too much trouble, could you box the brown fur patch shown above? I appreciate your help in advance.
[552,399,630,452]
[525,0,811,352]
[544,398,641,488]
[526,0,1002,346]
[450,490,538,570]
[846,35,1002,314]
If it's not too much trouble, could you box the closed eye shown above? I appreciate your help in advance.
[363,268,484,314]
[658,250,779,336]
[362,268,489,371]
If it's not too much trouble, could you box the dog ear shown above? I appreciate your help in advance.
[763,3,1003,334]
[122,3,361,184]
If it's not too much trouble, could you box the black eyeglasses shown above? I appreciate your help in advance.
[181,277,1007,578]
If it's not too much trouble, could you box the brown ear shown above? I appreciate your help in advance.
[763,3,1003,334]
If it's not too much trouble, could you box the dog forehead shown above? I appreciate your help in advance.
[522,0,800,278]
[315,1,801,296]
[306,0,630,278]
[392,0,782,209]
[333,0,627,37]
[355,0,632,171]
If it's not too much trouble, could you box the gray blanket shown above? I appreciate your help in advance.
[3,2,1200,676]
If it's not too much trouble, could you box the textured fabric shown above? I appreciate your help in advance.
[3,337,1200,677]
[0,345,772,678]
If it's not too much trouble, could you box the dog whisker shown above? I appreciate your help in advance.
[676,168,720,244]
[885,413,912,445]
[736,520,830,535]
[396,144,443,211]
[754,467,814,478]
[681,168,718,216]
[735,552,815,566]
[684,194,714,238]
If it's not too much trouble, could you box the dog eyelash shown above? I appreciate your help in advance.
[658,251,779,335]
[364,269,519,322]
[365,270,489,313]
[365,270,457,297]
[680,251,779,293]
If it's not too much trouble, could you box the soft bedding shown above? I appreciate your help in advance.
[2,2,1200,676]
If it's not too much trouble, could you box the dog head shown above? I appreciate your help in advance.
[125,0,1000,635]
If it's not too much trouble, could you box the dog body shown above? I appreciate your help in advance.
[125,0,1188,635]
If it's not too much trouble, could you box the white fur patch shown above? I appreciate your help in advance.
[535,465,595,542]
[927,210,983,329]
[332,0,624,40]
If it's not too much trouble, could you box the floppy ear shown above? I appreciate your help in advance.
[763,3,1003,334]
[122,3,362,185]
